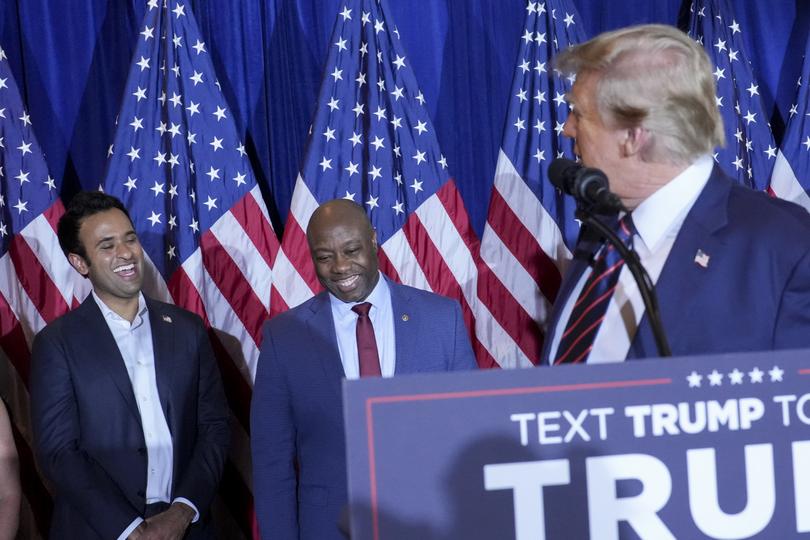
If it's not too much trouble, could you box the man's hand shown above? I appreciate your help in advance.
[127,521,149,540]
[137,502,195,540]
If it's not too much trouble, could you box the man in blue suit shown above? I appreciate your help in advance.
[30,192,229,539]
[251,199,477,539]
[543,24,810,365]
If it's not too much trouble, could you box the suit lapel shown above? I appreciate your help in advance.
[306,293,345,399]
[390,281,419,375]
[542,256,591,364]
[146,298,176,433]
[629,166,731,358]
[76,297,142,422]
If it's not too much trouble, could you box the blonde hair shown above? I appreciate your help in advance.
[557,24,724,165]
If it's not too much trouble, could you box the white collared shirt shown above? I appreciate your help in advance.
[329,272,396,379]
[549,155,714,363]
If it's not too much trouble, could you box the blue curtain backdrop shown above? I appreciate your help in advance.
[0,0,806,237]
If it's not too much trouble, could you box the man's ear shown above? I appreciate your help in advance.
[621,126,650,158]
[67,253,90,277]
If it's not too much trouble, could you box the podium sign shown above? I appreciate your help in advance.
[343,349,810,540]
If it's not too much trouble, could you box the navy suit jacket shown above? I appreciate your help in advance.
[30,296,230,539]
[251,279,477,540]
[542,165,810,363]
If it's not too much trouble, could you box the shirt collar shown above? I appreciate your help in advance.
[91,290,148,327]
[631,154,714,252]
[328,271,390,314]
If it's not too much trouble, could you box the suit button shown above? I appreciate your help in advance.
[137,447,146,456]
[137,490,145,498]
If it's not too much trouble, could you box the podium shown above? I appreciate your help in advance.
[343,349,810,539]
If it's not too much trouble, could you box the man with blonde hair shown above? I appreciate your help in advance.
[543,24,810,365]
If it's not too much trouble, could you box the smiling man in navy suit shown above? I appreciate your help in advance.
[543,24,810,366]
[30,192,229,539]
[251,199,477,539]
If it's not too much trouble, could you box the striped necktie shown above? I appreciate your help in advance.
[553,215,636,365]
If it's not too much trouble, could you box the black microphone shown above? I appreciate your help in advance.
[548,158,625,213]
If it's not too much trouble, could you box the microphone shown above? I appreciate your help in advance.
[548,158,625,213]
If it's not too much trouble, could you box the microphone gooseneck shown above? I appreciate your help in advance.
[548,158,626,214]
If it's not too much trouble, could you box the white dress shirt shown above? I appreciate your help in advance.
[329,273,396,379]
[549,155,714,363]
[91,292,198,539]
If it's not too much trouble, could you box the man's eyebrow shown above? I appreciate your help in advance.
[94,235,114,247]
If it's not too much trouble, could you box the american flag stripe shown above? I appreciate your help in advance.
[490,154,572,281]
[199,234,266,352]
[475,266,535,367]
[478,252,543,362]
[209,213,273,313]
[9,237,71,324]
[772,154,810,212]
[229,189,280,270]
[476,0,583,366]
[379,229,431,290]
[486,189,560,306]
[0,256,47,341]
[177,249,260,377]
[20,215,85,309]
[277,175,323,294]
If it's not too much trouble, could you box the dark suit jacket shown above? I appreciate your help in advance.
[251,279,477,540]
[30,295,230,539]
[542,165,810,363]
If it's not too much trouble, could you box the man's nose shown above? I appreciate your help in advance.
[115,242,133,259]
[562,115,576,138]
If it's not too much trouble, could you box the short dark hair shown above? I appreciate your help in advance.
[57,191,132,258]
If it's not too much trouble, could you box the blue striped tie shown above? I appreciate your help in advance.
[554,215,636,365]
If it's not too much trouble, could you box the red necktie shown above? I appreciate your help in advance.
[352,302,381,377]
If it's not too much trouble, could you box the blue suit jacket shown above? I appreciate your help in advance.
[30,296,230,539]
[542,166,810,363]
[251,279,477,540]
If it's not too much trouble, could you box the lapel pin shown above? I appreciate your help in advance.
[401,314,409,322]
[162,315,173,323]
[694,249,710,269]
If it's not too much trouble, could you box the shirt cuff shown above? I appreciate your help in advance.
[172,497,200,523]
[118,517,143,540]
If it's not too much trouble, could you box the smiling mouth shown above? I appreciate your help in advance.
[113,263,137,277]
[334,275,360,291]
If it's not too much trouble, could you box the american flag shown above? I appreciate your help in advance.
[476,0,584,367]
[687,0,777,190]
[276,0,497,367]
[102,0,278,536]
[770,33,810,211]
[0,47,90,537]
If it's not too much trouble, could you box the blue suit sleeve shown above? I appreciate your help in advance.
[450,301,478,371]
[30,328,140,539]
[251,323,299,539]
[774,247,810,349]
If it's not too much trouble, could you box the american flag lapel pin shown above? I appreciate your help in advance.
[162,315,173,323]
[694,249,710,268]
